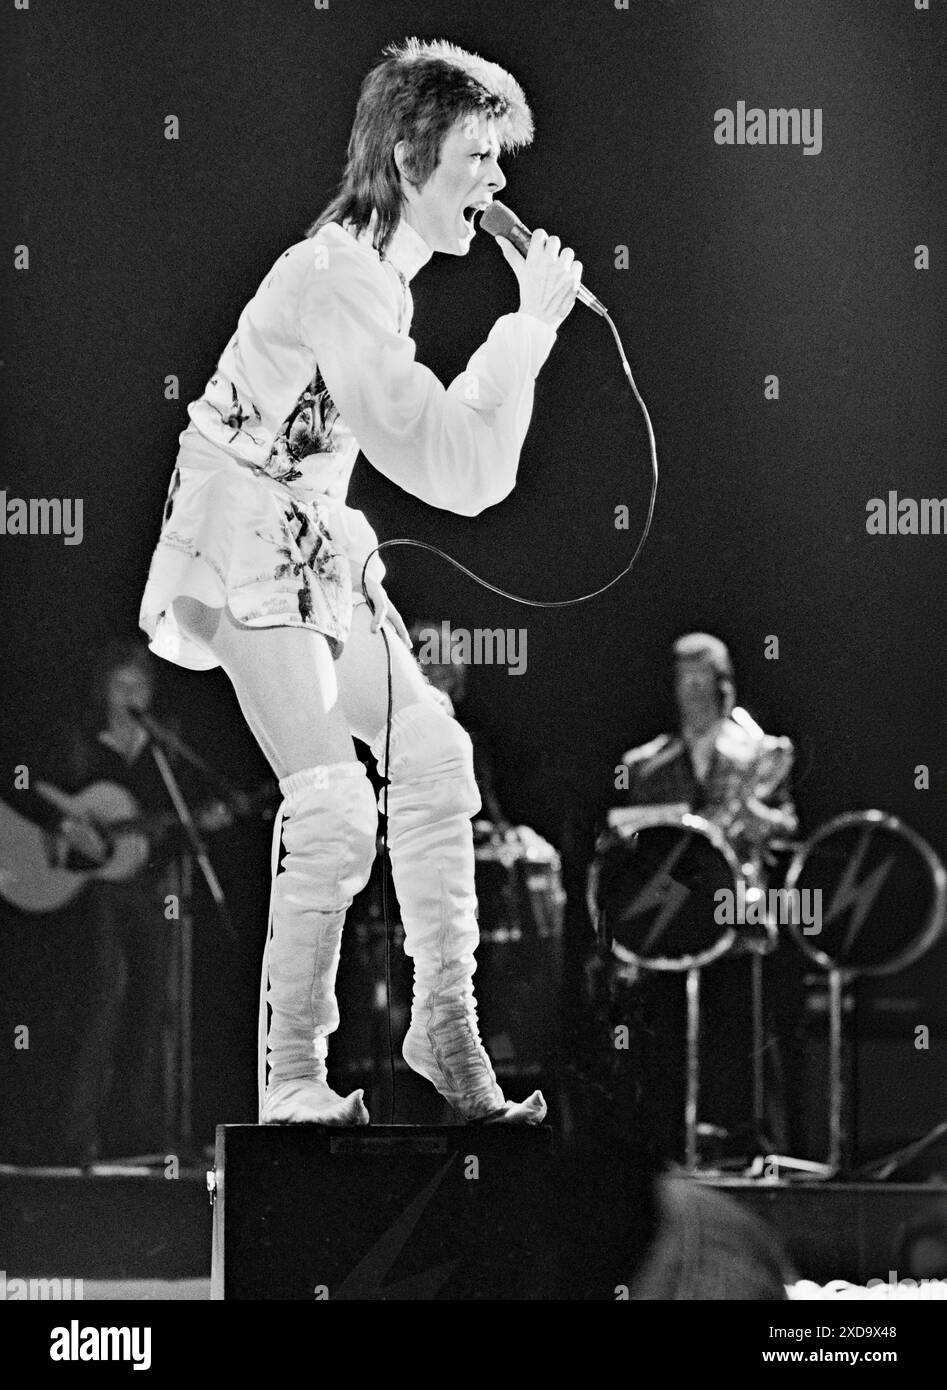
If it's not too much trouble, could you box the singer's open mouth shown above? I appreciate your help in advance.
[461,201,492,232]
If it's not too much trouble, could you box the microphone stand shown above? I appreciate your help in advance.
[132,710,244,804]
[107,714,238,1171]
[147,738,235,942]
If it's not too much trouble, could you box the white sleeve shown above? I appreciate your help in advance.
[329,502,386,587]
[297,235,557,517]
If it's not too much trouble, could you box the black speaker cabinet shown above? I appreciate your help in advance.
[210,1123,554,1300]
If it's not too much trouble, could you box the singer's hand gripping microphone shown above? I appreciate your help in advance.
[479,200,609,318]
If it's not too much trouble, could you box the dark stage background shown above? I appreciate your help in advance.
[1,0,944,1156]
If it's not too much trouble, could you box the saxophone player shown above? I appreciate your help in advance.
[618,632,798,869]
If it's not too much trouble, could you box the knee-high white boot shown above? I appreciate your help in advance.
[371,701,546,1125]
[259,761,378,1125]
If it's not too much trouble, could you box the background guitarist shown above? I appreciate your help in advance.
[26,639,228,1163]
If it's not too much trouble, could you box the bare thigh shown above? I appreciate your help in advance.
[334,601,439,746]
[172,597,355,779]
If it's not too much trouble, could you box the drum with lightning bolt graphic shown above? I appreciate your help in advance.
[782,810,946,976]
[587,811,741,971]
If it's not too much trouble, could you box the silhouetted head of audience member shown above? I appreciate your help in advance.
[532,1117,791,1299]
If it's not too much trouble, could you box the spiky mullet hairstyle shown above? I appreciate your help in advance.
[307,37,534,258]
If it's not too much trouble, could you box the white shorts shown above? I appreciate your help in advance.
[139,429,359,671]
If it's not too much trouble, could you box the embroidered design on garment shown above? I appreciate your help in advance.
[258,500,348,624]
[157,529,225,583]
[205,369,265,449]
[263,366,341,484]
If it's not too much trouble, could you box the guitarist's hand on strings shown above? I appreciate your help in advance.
[199,799,235,833]
[54,817,109,868]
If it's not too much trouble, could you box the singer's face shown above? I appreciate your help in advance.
[397,113,506,255]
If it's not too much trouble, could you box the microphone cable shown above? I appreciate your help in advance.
[362,304,658,1122]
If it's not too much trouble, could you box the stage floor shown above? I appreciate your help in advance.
[2,1161,945,1297]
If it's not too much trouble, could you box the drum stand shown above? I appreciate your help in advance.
[789,963,938,1182]
[733,871,834,1180]
[679,938,836,1179]
[668,956,743,1176]
[683,967,701,1171]
[681,908,783,1175]
[743,948,832,1178]
[739,958,838,1182]
[773,810,947,1181]
[785,964,947,1182]
[681,958,826,1177]
[749,963,927,1182]
[824,967,848,1174]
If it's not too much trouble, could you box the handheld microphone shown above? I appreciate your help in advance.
[128,707,181,749]
[479,200,608,318]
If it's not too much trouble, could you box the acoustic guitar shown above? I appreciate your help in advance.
[0,778,276,914]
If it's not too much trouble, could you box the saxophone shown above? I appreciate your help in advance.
[705,733,796,950]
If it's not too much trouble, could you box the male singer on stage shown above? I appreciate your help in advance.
[139,39,581,1126]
